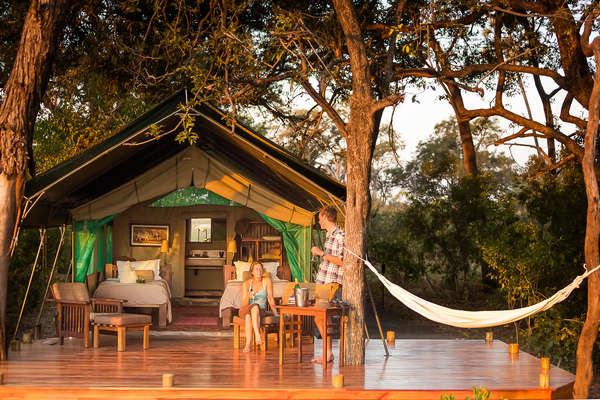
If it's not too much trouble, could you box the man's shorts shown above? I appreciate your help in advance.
[314,285,342,339]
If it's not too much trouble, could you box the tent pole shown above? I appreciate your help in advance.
[71,230,74,282]
[13,227,46,342]
[365,273,389,358]
[35,226,66,328]
[9,192,45,258]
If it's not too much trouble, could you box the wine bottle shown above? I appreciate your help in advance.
[294,277,300,290]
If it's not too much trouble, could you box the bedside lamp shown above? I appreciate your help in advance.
[160,240,169,269]
[227,239,237,262]
[160,240,169,253]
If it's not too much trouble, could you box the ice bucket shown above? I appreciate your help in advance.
[294,287,309,307]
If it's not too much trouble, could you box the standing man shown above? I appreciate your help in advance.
[310,205,344,363]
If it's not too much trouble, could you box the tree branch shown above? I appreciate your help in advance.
[299,79,348,137]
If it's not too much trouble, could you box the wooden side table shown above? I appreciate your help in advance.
[275,304,344,370]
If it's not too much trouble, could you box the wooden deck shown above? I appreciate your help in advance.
[0,333,574,399]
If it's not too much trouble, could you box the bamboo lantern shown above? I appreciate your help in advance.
[485,331,493,344]
[386,330,395,344]
[539,372,549,388]
[162,373,174,387]
[332,374,344,388]
[541,357,550,370]
[508,343,519,354]
[22,332,32,344]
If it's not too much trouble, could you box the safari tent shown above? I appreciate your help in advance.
[22,89,346,298]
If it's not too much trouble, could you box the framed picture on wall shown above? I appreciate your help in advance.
[130,224,169,247]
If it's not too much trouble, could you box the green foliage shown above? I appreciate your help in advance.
[441,386,491,400]
[520,310,587,371]
[371,117,513,297]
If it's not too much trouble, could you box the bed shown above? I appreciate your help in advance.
[95,259,172,328]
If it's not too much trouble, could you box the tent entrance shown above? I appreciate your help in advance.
[184,217,228,297]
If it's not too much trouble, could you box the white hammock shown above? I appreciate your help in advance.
[345,248,599,329]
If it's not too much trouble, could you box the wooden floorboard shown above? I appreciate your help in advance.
[0,335,574,399]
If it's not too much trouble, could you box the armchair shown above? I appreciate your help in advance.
[49,282,124,347]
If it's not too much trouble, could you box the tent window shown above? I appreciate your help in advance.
[188,218,226,243]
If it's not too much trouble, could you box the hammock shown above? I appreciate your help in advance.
[345,249,599,329]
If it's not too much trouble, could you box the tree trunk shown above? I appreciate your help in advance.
[447,84,478,176]
[0,0,69,359]
[331,0,379,366]
[342,110,375,366]
[573,33,600,399]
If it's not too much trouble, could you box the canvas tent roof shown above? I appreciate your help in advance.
[23,89,346,227]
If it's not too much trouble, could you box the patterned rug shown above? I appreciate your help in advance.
[170,306,220,328]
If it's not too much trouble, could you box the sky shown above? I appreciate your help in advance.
[381,75,580,168]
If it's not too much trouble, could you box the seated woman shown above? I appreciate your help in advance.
[239,261,278,352]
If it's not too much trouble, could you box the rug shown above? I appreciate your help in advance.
[171,306,220,327]
[172,316,219,326]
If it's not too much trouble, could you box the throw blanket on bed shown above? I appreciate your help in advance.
[94,279,172,323]
[345,248,599,329]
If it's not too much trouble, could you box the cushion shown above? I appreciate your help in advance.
[262,262,279,279]
[94,313,152,326]
[234,261,252,280]
[105,264,118,279]
[136,270,154,281]
[129,259,160,279]
[117,261,137,284]
[315,283,340,302]
[51,282,90,302]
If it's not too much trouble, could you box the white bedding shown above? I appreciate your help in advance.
[94,279,172,323]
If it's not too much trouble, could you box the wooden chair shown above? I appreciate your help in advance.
[49,282,124,348]
[232,312,279,352]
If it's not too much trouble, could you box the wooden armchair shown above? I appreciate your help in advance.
[49,282,124,348]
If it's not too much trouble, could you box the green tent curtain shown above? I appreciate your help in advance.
[259,214,311,282]
[73,215,116,282]
[150,187,311,281]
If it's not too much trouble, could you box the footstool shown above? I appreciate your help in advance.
[92,313,152,351]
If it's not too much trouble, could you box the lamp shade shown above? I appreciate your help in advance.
[160,240,169,253]
[227,240,237,253]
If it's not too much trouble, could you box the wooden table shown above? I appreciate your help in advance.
[275,304,344,370]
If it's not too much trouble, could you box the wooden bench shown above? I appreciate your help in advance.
[92,313,152,351]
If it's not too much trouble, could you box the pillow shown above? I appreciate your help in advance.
[262,262,279,279]
[136,270,154,281]
[105,264,118,279]
[116,261,137,284]
[129,259,160,280]
[234,261,251,280]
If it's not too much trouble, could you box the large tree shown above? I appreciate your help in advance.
[0,0,70,359]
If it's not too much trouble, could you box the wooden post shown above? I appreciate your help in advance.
[143,325,149,350]
[93,325,99,348]
[117,327,126,352]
